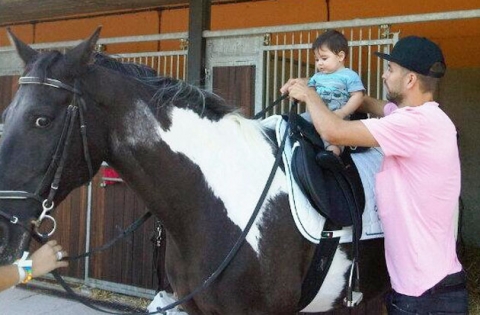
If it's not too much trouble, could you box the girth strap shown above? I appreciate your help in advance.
[298,233,340,311]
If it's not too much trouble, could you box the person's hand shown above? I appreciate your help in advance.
[279,78,313,103]
[30,240,69,278]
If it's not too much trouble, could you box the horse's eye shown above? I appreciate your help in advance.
[35,117,51,128]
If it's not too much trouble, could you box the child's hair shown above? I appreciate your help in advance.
[312,30,349,57]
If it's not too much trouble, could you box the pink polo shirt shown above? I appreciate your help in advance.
[362,102,462,296]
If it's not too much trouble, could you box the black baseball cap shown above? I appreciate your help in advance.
[375,36,446,78]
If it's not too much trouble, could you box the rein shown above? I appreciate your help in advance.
[253,94,288,119]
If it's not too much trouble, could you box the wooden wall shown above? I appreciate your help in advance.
[0,76,18,113]
[89,169,158,289]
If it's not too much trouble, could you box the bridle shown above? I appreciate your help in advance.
[0,76,93,238]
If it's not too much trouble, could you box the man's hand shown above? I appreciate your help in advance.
[280,78,311,102]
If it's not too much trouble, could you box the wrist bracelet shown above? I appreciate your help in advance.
[13,251,33,284]
[15,265,26,285]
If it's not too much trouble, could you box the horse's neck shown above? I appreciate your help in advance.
[83,68,286,247]
[107,103,286,247]
[96,70,151,104]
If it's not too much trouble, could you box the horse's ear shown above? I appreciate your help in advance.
[7,28,38,65]
[65,26,102,72]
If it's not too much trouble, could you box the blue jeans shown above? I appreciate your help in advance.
[385,271,469,314]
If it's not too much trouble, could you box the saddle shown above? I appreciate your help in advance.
[287,112,366,309]
[288,113,365,231]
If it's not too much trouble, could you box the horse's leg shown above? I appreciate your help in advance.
[163,234,205,314]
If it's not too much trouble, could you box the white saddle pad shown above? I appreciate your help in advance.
[262,115,384,244]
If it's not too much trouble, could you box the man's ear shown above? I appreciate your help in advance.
[405,72,418,89]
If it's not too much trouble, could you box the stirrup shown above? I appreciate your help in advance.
[343,259,363,307]
[344,291,363,307]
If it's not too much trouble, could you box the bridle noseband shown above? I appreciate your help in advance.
[0,76,93,238]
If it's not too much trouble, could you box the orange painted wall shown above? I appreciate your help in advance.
[1,0,479,68]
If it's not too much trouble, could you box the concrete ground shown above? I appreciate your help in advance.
[0,283,145,315]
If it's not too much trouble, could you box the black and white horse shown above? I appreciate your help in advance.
[0,28,388,314]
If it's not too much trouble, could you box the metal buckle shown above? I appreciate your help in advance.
[33,200,57,237]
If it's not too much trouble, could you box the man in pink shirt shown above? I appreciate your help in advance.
[281,36,468,314]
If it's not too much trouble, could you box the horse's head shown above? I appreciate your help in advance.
[0,28,108,264]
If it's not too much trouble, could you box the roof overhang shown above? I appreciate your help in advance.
[0,0,236,26]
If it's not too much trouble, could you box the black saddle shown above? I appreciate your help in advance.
[285,112,367,310]
[288,113,365,232]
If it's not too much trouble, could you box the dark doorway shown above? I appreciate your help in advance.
[212,65,255,117]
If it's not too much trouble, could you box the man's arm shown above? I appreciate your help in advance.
[357,95,387,118]
[281,78,379,148]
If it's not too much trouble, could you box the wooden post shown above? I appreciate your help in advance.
[187,0,211,87]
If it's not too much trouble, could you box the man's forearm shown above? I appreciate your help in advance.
[358,96,387,117]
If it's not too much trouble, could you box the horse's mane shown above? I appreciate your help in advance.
[92,52,236,120]
[23,50,235,120]
[92,53,272,154]
[92,52,158,78]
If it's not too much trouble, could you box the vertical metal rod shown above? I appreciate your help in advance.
[358,28,363,79]
[265,50,271,113]
[280,33,287,115]
[84,182,93,282]
[376,27,381,100]
[183,55,187,80]
[349,29,353,68]
[163,57,167,77]
[273,35,279,113]
[367,27,372,97]
[176,55,180,79]
[289,33,294,114]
